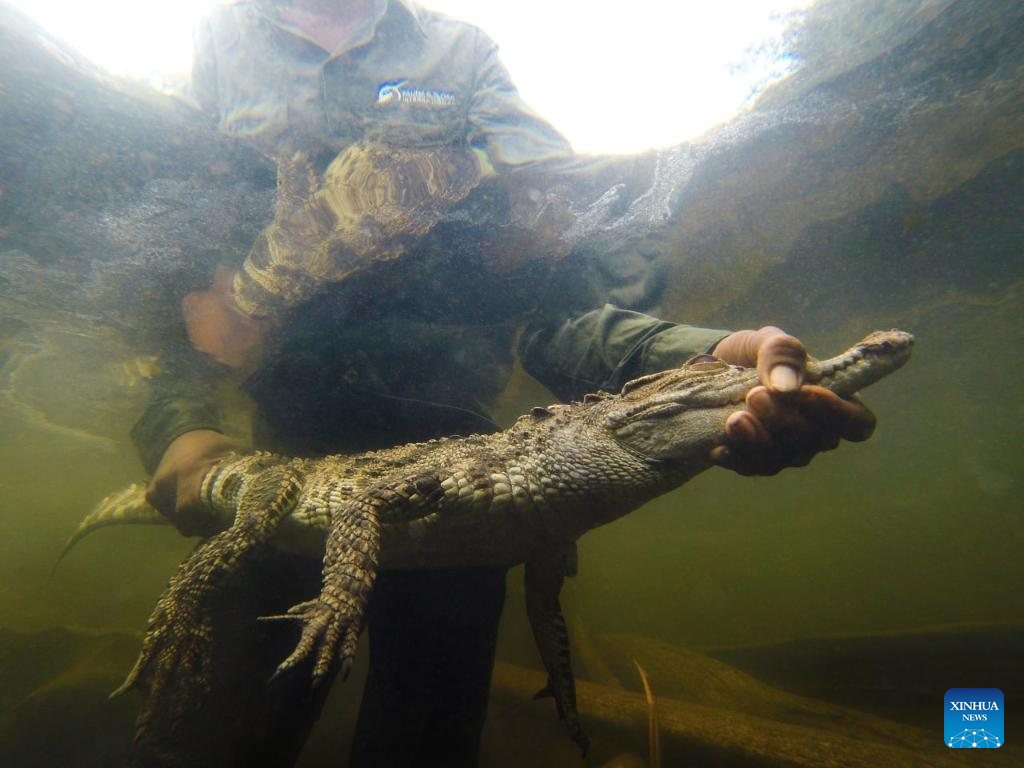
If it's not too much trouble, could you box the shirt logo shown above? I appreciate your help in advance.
[377,79,456,107]
[945,688,1003,748]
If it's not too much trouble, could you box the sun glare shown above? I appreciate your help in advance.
[9,0,809,154]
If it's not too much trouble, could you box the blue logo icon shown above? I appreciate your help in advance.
[945,688,1003,748]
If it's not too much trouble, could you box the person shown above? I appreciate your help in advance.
[132,1,876,765]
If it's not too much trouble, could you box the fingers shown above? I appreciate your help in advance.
[713,385,877,475]
[797,386,877,442]
[746,385,873,445]
[724,410,770,446]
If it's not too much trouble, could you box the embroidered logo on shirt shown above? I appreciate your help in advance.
[377,80,456,107]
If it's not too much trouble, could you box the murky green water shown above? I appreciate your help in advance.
[2,0,1022,766]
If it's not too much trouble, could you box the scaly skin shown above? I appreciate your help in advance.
[64,329,913,753]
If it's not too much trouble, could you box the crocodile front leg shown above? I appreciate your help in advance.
[267,472,450,683]
[116,462,304,738]
[265,489,383,683]
[525,543,589,755]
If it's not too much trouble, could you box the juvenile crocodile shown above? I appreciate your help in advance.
[63,329,913,753]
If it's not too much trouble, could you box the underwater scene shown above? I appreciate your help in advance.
[1,0,1021,766]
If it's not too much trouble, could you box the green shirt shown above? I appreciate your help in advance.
[190,0,572,167]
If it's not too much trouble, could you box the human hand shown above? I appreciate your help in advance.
[709,326,877,475]
[182,266,264,369]
[146,429,247,536]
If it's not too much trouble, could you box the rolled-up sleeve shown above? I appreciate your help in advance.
[520,304,730,402]
[130,345,228,474]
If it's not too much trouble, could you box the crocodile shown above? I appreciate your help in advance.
[60,329,913,753]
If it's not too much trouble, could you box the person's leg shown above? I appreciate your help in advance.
[349,566,508,768]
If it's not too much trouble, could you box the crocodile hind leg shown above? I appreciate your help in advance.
[116,463,304,739]
[525,544,590,755]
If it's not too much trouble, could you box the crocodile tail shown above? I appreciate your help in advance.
[51,484,167,576]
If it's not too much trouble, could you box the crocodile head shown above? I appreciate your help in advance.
[604,329,914,464]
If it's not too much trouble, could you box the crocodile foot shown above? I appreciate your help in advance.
[112,538,226,739]
[263,493,381,686]
[262,596,362,683]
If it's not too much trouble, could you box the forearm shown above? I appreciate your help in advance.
[520,304,729,402]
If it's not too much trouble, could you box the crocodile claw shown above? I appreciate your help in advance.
[261,598,361,684]
[112,586,218,742]
[532,680,589,756]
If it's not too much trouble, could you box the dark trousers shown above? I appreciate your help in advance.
[350,567,508,768]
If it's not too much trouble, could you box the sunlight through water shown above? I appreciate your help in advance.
[8,0,811,154]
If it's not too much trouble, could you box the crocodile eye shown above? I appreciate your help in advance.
[685,354,718,365]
